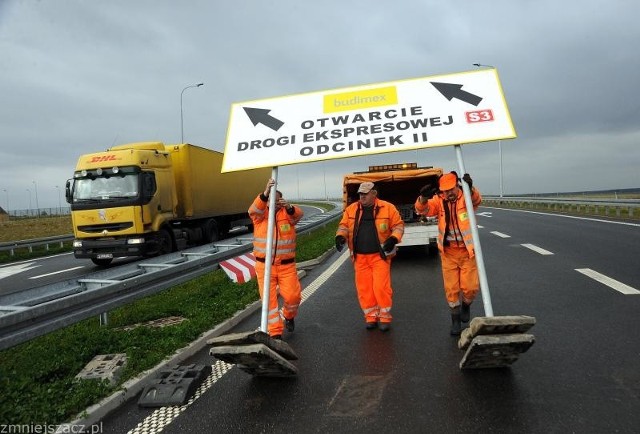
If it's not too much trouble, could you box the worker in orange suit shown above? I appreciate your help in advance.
[335,182,404,332]
[249,178,304,340]
[415,172,482,336]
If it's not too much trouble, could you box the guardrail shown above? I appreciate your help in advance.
[0,234,74,256]
[482,196,639,218]
[0,208,342,351]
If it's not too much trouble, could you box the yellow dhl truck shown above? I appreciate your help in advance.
[65,142,270,266]
[342,162,442,252]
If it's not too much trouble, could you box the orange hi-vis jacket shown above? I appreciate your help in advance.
[336,198,404,259]
[414,188,482,258]
[248,194,304,261]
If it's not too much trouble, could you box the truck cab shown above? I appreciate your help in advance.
[66,142,177,266]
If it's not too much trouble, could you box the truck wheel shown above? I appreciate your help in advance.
[157,229,174,255]
[91,258,113,267]
[218,222,230,239]
[205,220,219,243]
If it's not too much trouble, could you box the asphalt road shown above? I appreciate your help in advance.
[91,207,640,434]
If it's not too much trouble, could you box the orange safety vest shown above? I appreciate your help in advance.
[414,188,482,257]
[248,195,304,261]
[336,198,404,259]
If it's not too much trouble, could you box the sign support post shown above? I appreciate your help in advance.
[454,145,493,317]
[455,143,536,369]
[208,167,299,376]
[260,167,279,332]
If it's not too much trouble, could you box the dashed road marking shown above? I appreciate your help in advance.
[521,243,554,255]
[575,268,640,295]
[490,231,510,238]
[29,266,84,279]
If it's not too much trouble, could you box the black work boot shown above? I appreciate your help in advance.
[285,317,295,332]
[450,306,462,336]
[460,302,471,323]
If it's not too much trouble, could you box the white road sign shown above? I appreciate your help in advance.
[221,69,516,172]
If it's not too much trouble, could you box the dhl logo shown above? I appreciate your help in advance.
[88,155,118,163]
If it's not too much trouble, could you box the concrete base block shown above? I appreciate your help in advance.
[210,343,298,377]
[458,315,536,350]
[75,353,127,386]
[459,333,536,369]
[207,330,298,360]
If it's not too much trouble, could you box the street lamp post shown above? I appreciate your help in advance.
[32,180,40,217]
[180,82,204,143]
[26,188,32,216]
[473,63,504,197]
[2,188,7,213]
[498,139,503,198]
[55,185,61,215]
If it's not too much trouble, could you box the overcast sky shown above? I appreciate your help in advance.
[1,0,639,212]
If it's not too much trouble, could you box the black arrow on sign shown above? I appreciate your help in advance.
[430,82,483,106]
[243,107,284,131]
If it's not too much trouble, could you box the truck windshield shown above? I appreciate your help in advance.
[73,174,139,202]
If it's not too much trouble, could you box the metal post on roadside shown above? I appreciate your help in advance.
[33,181,40,218]
[208,165,299,377]
[180,83,204,143]
[260,167,278,332]
[454,145,493,316]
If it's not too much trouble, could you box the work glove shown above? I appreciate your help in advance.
[420,185,438,198]
[335,235,346,252]
[462,173,473,189]
[382,236,398,253]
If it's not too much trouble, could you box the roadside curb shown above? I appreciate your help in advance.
[64,250,337,428]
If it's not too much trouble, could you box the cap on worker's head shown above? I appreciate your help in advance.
[439,173,458,191]
[357,182,375,194]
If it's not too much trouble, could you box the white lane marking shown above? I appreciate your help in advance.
[477,212,492,217]
[128,251,351,434]
[491,231,511,238]
[483,206,640,227]
[29,266,85,279]
[575,268,640,295]
[521,243,554,255]
[0,262,40,280]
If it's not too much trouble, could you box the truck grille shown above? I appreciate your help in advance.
[78,222,134,233]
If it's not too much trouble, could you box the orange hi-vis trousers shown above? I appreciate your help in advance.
[354,253,393,323]
[440,245,479,307]
[255,260,301,337]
